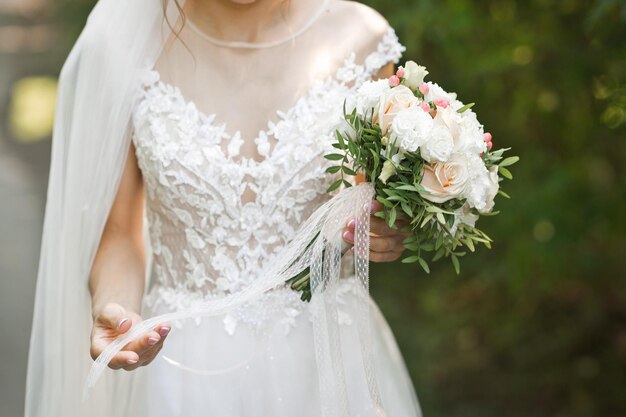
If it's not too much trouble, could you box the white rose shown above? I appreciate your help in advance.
[420,125,454,163]
[354,79,390,117]
[457,110,487,154]
[479,166,500,213]
[389,108,433,152]
[424,82,457,103]
[462,153,491,210]
[378,159,397,184]
[376,85,418,134]
[420,153,470,203]
[450,204,479,236]
[402,61,429,89]
[435,106,487,155]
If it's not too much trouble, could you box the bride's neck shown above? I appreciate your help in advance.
[185,0,322,44]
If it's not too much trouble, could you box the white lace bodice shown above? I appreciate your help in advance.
[132,28,404,335]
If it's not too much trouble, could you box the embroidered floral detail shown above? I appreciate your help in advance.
[133,28,405,335]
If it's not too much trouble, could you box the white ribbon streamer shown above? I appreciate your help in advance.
[84,182,384,416]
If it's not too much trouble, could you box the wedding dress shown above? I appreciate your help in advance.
[25,1,422,416]
[125,11,421,416]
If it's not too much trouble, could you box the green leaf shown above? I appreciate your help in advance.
[466,238,475,252]
[376,196,394,208]
[457,102,475,113]
[341,165,357,176]
[432,247,445,262]
[401,255,420,264]
[395,184,419,192]
[499,156,520,167]
[401,201,413,217]
[388,206,397,228]
[326,179,343,192]
[325,166,341,174]
[335,130,345,147]
[387,195,409,203]
[451,254,461,275]
[420,242,435,251]
[499,166,513,179]
[436,212,446,225]
[498,190,511,199]
[324,153,345,161]
[420,213,434,228]
[417,257,431,274]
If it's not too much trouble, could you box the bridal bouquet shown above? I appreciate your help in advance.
[287,61,518,301]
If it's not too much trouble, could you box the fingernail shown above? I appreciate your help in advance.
[117,318,129,330]
[159,327,171,337]
[126,359,138,364]
[343,230,354,242]
[148,337,159,345]
[347,219,355,229]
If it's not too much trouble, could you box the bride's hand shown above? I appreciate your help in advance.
[90,303,170,371]
[342,200,410,262]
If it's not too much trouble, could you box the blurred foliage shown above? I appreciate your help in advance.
[362,1,626,416]
[50,0,626,416]
[8,76,57,142]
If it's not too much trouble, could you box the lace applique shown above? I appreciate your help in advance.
[132,28,405,335]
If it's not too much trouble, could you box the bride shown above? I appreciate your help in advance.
[25,0,422,416]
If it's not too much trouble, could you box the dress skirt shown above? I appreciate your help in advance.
[128,277,422,417]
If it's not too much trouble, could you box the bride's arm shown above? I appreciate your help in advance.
[88,142,169,370]
[89,142,146,316]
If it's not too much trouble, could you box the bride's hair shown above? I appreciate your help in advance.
[163,0,186,40]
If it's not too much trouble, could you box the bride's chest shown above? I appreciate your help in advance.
[130,70,353,234]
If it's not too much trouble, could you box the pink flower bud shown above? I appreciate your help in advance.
[487,141,493,150]
[396,68,405,78]
[434,98,449,108]
[420,102,431,112]
[418,83,430,95]
[484,132,493,142]
[388,75,400,87]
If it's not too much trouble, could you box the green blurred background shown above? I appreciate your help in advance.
[0,1,624,416]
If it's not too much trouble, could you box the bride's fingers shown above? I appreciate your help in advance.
[108,350,141,370]
[156,323,171,338]
[369,235,405,253]
[95,303,131,332]
[369,250,403,263]
[123,329,169,370]
[369,216,404,236]
[123,330,162,355]
[344,228,406,252]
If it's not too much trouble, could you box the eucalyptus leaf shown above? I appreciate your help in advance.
[324,153,345,161]
[499,156,520,167]
[499,166,513,179]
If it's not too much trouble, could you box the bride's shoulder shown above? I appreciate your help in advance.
[330,1,390,30]
[325,1,396,51]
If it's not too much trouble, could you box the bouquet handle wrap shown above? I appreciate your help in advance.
[85,182,386,417]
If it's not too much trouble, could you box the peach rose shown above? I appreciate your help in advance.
[376,85,418,134]
[420,153,469,203]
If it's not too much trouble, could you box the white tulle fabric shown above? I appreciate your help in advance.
[26,0,420,416]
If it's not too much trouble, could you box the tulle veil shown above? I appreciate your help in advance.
[25,1,384,416]
[25,1,178,415]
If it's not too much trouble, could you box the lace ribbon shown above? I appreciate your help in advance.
[85,182,384,416]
